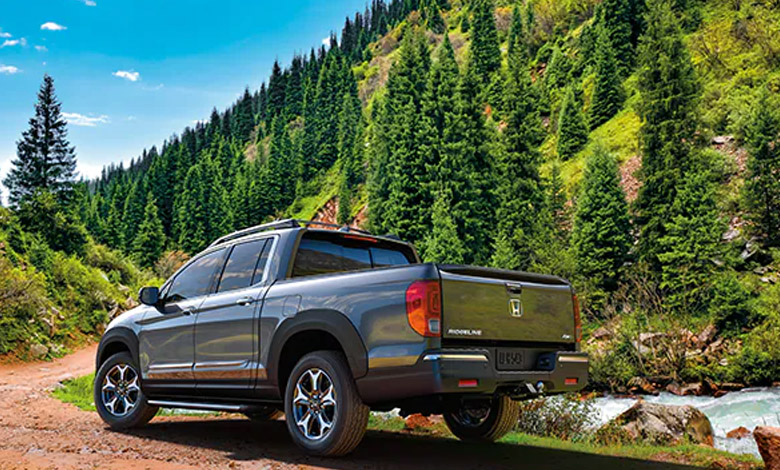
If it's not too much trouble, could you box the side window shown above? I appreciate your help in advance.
[292,238,372,277]
[166,249,226,303]
[252,239,273,285]
[370,247,412,267]
[217,239,269,293]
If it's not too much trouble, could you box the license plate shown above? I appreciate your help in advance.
[496,349,525,371]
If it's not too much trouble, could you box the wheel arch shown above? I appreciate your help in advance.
[267,309,368,396]
[96,327,139,372]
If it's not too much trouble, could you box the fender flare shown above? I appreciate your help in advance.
[95,327,139,371]
[266,309,368,388]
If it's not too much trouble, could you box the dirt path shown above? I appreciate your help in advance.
[0,345,701,470]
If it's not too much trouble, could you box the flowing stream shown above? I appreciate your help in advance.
[591,387,780,457]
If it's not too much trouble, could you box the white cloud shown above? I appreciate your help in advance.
[0,29,11,38]
[41,22,67,31]
[0,65,20,74]
[1,38,26,48]
[112,70,140,82]
[80,0,97,6]
[321,36,330,46]
[62,112,109,127]
[35,45,48,52]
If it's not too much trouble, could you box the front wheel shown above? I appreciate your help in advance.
[94,352,158,430]
[283,351,369,456]
[443,395,520,442]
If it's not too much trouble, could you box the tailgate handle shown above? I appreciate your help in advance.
[505,283,523,295]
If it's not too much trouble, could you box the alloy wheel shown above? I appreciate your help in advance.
[101,363,140,417]
[292,368,337,441]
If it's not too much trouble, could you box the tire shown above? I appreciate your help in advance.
[283,351,369,456]
[94,352,158,430]
[443,395,520,442]
[245,406,284,422]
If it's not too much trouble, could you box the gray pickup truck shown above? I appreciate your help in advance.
[94,219,588,456]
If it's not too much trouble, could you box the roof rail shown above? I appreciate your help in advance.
[209,219,374,247]
[209,219,300,247]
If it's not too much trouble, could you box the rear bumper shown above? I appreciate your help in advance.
[356,349,589,405]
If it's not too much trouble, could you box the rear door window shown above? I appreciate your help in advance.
[292,232,414,277]
[217,239,269,293]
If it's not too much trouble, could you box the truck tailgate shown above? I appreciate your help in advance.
[438,265,576,345]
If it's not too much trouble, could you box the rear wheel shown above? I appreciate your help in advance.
[245,406,283,422]
[94,352,158,430]
[443,395,519,442]
[283,351,369,456]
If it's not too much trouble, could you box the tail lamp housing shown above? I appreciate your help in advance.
[406,280,441,337]
[572,293,582,344]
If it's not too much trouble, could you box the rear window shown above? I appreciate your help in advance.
[292,232,415,278]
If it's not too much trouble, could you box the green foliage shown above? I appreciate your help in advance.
[557,86,589,160]
[572,147,631,308]
[742,87,780,246]
[709,272,756,335]
[4,75,77,208]
[516,395,600,442]
[421,189,466,263]
[589,25,625,129]
[634,0,700,267]
[469,0,501,83]
[733,308,780,385]
[16,190,89,257]
[132,193,166,268]
[657,167,726,314]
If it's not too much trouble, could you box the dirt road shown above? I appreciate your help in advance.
[0,345,699,470]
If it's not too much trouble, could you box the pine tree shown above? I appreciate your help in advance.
[658,168,725,314]
[421,189,466,263]
[557,86,589,160]
[132,193,166,268]
[267,60,286,119]
[742,87,780,246]
[231,88,255,143]
[492,33,545,270]
[420,0,445,34]
[336,92,363,224]
[598,0,636,75]
[634,0,699,267]
[122,179,147,252]
[572,147,632,306]
[4,74,77,207]
[589,25,624,130]
[469,0,501,82]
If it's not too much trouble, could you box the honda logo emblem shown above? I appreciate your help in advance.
[509,298,523,317]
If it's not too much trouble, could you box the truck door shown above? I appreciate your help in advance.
[194,237,274,395]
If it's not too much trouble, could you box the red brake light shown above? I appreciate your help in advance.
[406,280,441,337]
[572,294,582,343]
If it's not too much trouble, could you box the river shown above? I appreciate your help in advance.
[592,387,780,457]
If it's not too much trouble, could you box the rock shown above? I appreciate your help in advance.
[591,327,612,341]
[722,228,740,242]
[719,382,745,391]
[639,332,667,345]
[698,324,717,346]
[29,343,48,359]
[680,382,704,396]
[628,377,659,395]
[754,426,780,470]
[404,413,433,430]
[107,305,121,320]
[666,382,684,396]
[605,402,714,447]
[713,390,729,398]
[726,426,752,440]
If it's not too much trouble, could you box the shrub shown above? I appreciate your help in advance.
[516,394,600,441]
[0,257,50,354]
[709,273,756,335]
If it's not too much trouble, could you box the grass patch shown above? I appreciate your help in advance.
[52,372,96,411]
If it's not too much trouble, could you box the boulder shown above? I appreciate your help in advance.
[628,377,659,395]
[404,413,433,430]
[29,343,48,359]
[590,327,612,341]
[726,426,752,440]
[605,402,714,447]
[698,324,718,346]
[755,426,780,470]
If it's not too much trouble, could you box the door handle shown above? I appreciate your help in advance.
[505,283,523,295]
[181,309,193,316]
[236,297,254,307]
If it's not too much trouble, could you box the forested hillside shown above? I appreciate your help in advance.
[63,0,780,389]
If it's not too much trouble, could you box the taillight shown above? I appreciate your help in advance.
[406,280,441,337]
[572,293,582,343]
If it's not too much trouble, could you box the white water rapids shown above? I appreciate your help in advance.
[592,387,780,457]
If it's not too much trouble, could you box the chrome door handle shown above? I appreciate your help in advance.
[236,297,254,306]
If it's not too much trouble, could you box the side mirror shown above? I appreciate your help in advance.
[138,286,160,306]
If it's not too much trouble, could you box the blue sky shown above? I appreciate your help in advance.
[0,0,366,184]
